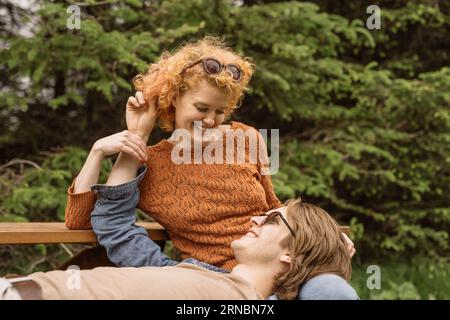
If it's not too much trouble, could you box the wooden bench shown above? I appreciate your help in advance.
[0,222,350,270]
[0,222,170,270]
[0,222,169,245]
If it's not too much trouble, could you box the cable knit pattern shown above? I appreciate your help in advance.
[65,121,282,270]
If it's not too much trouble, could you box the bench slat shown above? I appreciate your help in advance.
[0,222,169,244]
[0,222,350,245]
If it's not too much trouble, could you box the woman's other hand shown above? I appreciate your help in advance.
[126,91,157,142]
[93,131,148,163]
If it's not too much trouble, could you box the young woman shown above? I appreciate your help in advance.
[65,37,286,270]
[65,37,355,273]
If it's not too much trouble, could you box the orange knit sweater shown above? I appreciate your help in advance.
[65,121,282,270]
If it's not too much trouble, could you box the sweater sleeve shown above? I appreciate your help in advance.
[64,178,97,230]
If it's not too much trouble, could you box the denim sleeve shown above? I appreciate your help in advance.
[90,165,178,268]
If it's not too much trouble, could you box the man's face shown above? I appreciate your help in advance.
[231,207,292,264]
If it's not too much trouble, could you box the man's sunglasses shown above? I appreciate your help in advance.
[259,211,295,237]
[180,58,243,82]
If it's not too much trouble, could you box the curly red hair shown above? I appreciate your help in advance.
[132,36,254,132]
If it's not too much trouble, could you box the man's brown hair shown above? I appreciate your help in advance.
[273,198,352,300]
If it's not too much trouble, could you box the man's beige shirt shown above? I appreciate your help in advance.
[29,263,263,300]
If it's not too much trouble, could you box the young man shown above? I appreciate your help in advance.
[0,167,357,300]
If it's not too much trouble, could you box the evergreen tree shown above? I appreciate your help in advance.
[1,0,448,273]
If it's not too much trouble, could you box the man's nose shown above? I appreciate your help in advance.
[250,215,264,226]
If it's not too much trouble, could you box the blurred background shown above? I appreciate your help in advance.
[0,0,449,299]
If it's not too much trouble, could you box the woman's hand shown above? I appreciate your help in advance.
[126,91,158,142]
[93,131,148,163]
[341,232,356,258]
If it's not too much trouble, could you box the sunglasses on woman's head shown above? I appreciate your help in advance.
[180,58,243,81]
[259,211,295,237]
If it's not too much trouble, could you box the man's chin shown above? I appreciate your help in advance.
[230,239,243,250]
[231,236,250,249]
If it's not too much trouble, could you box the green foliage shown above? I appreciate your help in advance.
[1,0,449,281]
[1,147,112,222]
[0,147,113,274]
[270,66,450,259]
[351,257,450,300]
[0,243,89,275]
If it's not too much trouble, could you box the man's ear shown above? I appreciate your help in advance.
[279,253,292,265]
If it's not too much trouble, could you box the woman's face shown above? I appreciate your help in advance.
[173,78,229,145]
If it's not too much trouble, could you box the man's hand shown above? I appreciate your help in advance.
[341,232,356,258]
[126,91,158,142]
